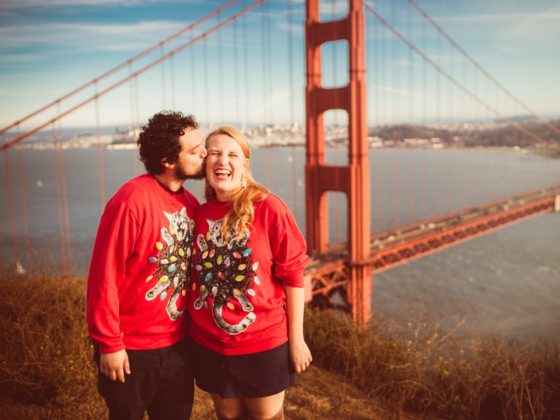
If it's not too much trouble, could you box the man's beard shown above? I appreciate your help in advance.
[174,164,205,181]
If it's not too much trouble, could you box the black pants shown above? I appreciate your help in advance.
[94,339,193,420]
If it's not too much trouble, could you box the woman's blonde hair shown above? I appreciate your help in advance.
[205,126,269,241]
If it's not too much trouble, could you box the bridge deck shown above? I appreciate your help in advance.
[305,185,560,299]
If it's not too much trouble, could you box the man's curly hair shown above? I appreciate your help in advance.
[137,111,199,174]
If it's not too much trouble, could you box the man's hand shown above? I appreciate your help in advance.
[100,349,131,383]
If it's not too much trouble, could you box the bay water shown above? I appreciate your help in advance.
[1,147,559,342]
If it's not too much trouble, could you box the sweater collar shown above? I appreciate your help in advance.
[151,174,184,195]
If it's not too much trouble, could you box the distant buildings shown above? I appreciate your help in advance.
[11,117,558,153]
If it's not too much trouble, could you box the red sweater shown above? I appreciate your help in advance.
[187,194,309,355]
[87,174,199,353]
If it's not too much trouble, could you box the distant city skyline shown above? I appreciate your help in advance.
[1,0,559,132]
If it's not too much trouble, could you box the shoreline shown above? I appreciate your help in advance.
[11,141,560,159]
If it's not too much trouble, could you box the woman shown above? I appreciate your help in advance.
[188,126,312,420]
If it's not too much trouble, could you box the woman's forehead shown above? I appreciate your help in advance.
[207,134,244,152]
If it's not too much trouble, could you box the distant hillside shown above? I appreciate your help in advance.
[369,118,560,150]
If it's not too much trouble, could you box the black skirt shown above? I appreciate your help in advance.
[189,339,296,398]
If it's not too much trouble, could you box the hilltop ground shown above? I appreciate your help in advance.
[0,272,405,419]
[1,365,406,420]
[1,271,558,419]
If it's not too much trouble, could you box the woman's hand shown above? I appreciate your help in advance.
[290,338,313,373]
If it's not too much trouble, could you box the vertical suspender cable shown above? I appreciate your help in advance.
[52,120,66,268]
[379,11,387,231]
[435,23,441,217]
[170,54,176,110]
[60,133,72,266]
[260,3,271,185]
[95,82,106,208]
[265,2,274,185]
[129,64,140,174]
[447,20,454,210]
[203,38,210,125]
[17,143,32,265]
[161,45,167,110]
[266,2,273,126]
[55,111,72,266]
[390,1,398,228]
[233,19,240,125]
[406,1,413,225]
[190,32,197,119]
[3,150,20,269]
[287,0,297,214]
[52,110,72,267]
[134,76,141,133]
[366,10,372,231]
[134,74,142,174]
[243,15,250,130]
[261,5,268,125]
[422,10,428,221]
[218,14,225,123]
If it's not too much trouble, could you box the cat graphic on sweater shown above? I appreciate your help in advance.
[194,218,257,335]
[145,207,194,321]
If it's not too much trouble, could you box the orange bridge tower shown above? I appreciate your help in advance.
[305,0,372,323]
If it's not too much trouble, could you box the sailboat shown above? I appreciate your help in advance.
[15,260,26,275]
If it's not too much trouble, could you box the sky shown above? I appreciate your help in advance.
[0,0,559,133]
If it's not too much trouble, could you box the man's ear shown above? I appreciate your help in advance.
[161,157,175,169]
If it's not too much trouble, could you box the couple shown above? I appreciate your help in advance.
[86,111,312,420]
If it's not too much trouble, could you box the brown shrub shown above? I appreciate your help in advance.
[305,307,560,419]
[2,271,558,419]
[0,270,103,414]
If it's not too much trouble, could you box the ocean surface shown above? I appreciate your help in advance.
[1,146,559,343]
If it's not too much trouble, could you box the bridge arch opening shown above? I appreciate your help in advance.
[323,109,348,166]
[321,40,349,88]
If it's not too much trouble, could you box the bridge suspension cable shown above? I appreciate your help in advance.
[364,1,548,145]
[0,0,242,138]
[408,0,560,137]
[0,0,266,153]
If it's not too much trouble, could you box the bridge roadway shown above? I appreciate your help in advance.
[304,185,560,301]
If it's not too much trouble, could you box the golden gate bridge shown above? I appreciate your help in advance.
[1,0,559,323]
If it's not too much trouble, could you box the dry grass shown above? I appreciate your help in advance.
[0,271,397,419]
[305,307,560,419]
[2,270,558,419]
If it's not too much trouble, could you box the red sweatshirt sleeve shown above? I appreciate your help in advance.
[87,199,139,353]
[266,196,309,287]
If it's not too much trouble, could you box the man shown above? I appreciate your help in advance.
[87,111,207,419]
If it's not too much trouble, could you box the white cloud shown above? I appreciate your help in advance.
[0,0,187,9]
[496,8,560,47]
[319,0,347,17]
[277,21,303,36]
[0,53,41,63]
[370,83,423,99]
[0,21,186,52]
[435,7,560,24]
[434,6,560,47]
